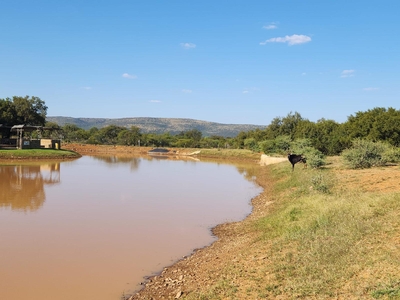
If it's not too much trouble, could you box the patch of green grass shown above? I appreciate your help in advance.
[0,149,81,159]
[372,280,400,299]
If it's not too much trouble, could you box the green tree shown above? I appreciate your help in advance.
[117,126,141,146]
[302,119,344,155]
[62,124,89,142]
[263,112,305,140]
[342,107,400,146]
[0,99,17,126]
[0,96,47,126]
[369,108,400,146]
[97,125,126,145]
[12,96,47,125]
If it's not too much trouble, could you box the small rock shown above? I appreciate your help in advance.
[175,291,182,299]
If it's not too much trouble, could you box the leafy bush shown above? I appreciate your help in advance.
[259,135,291,154]
[291,138,313,150]
[290,140,326,169]
[382,146,400,163]
[244,138,260,152]
[341,139,393,169]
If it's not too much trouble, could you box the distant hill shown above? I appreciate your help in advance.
[46,116,266,137]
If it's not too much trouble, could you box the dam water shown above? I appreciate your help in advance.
[0,155,262,300]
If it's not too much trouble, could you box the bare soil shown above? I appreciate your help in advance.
[63,144,400,300]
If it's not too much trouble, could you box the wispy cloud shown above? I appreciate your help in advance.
[301,72,307,76]
[82,86,92,90]
[260,34,311,46]
[242,87,259,94]
[122,73,137,79]
[263,22,278,30]
[363,87,379,91]
[341,70,355,78]
[182,89,192,93]
[149,100,161,103]
[180,42,196,49]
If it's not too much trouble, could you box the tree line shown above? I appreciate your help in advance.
[55,108,400,155]
[2,96,400,157]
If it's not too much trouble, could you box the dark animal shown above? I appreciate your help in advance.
[288,153,307,171]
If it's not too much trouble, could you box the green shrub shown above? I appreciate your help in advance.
[311,174,330,193]
[260,135,291,155]
[341,139,392,169]
[382,146,400,163]
[290,141,326,169]
[244,138,260,152]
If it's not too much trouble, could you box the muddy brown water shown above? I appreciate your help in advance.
[0,155,262,300]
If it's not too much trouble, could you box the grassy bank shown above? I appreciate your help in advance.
[184,158,400,299]
[0,148,81,160]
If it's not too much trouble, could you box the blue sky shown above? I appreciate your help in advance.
[1,1,399,125]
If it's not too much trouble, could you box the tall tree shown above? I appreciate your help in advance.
[0,96,47,126]
[11,96,48,125]
[0,99,17,125]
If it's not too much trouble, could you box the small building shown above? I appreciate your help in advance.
[0,124,62,150]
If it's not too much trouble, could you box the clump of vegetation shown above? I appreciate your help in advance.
[310,173,330,193]
[372,280,400,299]
[259,135,291,155]
[341,139,400,169]
[290,139,326,169]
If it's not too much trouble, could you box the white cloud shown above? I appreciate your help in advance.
[149,100,161,103]
[242,87,259,94]
[122,73,137,79]
[301,72,307,76]
[263,23,278,30]
[82,86,92,90]
[341,70,355,78]
[182,89,192,93]
[180,42,196,49]
[363,87,379,91]
[260,34,312,46]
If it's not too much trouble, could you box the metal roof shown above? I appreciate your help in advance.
[11,125,43,132]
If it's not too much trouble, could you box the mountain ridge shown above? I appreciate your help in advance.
[46,116,266,137]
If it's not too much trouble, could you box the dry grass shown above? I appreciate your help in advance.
[182,157,400,299]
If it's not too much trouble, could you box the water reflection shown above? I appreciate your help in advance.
[91,156,141,171]
[0,163,60,212]
[0,156,262,300]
